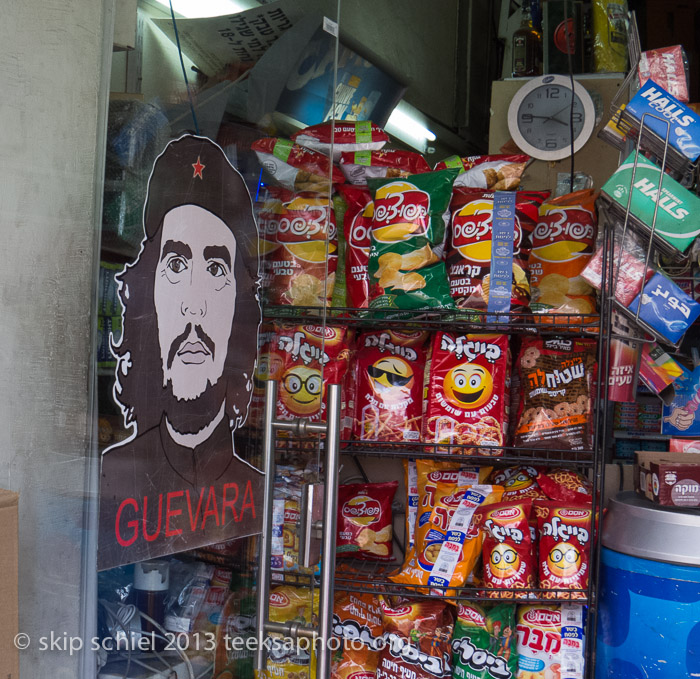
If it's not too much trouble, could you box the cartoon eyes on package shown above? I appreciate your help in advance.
[352,330,430,442]
[451,602,519,679]
[367,169,459,310]
[336,481,398,561]
[489,467,547,502]
[423,333,511,453]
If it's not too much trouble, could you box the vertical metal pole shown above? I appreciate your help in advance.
[255,380,279,675]
[316,383,342,679]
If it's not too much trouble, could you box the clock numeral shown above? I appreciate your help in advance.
[521,113,533,123]
[572,112,583,123]
[545,139,558,149]
[546,86,560,99]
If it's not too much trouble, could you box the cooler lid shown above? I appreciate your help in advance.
[602,491,700,566]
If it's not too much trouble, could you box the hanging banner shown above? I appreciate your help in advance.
[98,135,263,570]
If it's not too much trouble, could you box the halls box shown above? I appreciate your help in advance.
[0,489,19,679]
[635,450,700,507]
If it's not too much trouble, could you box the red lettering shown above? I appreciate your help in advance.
[222,483,239,523]
[186,488,206,531]
[165,490,183,537]
[142,494,163,542]
[115,498,139,547]
[240,480,256,521]
[201,486,220,530]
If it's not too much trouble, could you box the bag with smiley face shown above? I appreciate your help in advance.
[423,333,510,453]
[352,330,430,442]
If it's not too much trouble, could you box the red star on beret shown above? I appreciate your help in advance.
[192,156,205,179]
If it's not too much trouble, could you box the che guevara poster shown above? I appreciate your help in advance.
[98,135,263,570]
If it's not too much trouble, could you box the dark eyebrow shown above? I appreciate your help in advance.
[160,240,192,261]
[203,245,231,269]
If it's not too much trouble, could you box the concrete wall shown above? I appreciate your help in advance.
[0,1,111,677]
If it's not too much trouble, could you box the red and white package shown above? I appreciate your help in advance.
[536,469,593,505]
[535,501,593,598]
[336,481,398,561]
[477,500,535,596]
[291,121,389,162]
[251,137,344,192]
[446,189,549,311]
[423,333,510,453]
[273,324,351,422]
[266,193,338,307]
[434,154,529,190]
[353,330,430,442]
[638,46,689,102]
[336,184,373,308]
[489,466,547,502]
[669,438,700,452]
[339,149,431,185]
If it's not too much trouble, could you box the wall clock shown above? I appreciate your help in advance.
[507,74,596,161]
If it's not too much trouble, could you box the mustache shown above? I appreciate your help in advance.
[167,323,216,368]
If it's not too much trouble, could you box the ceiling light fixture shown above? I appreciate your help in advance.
[155,0,259,19]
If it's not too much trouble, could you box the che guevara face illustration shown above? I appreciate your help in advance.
[155,204,238,402]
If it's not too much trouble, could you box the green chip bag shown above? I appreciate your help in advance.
[451,602,518,679]
[367,169,458,310]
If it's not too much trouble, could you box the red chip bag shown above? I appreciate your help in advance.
[489,466,547,502]
[257,187,294,296]
[336,481,398,561]
[536,469,593,505]
[423,333,510,453]
[434,154,529,190]
[340,149,431,185]
[353,330,430,442]
[535,501,593,598]
[337,184,373,308]
[446,189,549,311]
[477,501,535,597]
[292,121,389,162]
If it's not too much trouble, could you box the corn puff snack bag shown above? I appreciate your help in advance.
[367,169,458,310]
[489,467,548,502]
[340,149,431,185]
[451,602,519,679]
[353,330,430,442]
[337,481,398,561]
[423,333,510,454]
[332,591,383,679]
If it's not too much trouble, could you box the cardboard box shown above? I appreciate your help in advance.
[0,489,19,678]
[635,450,700,507]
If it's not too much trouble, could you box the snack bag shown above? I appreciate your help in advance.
[332,591,383,679]
[446,189,549,311]
[353,330,430,441]
[367,169,458,310]
[340,149,431,185]
[530,190,599,320]
[292,121,389,162]
[423,333,511,453]
[256,187,293,297]
[405,460,419,551]
[477,501,535,597]
[332,192,349,308]
[378,598,455,679]
[451,602,518,679]
[337,184,374,308]
[337,481,399,561]
[434,154,529,191]
[516,604,586,679]
[489,466,547,502]
[536,470,592,505]
[274,324,351,422]
[252,137,344,192]
[514,338,597,451]
[592,0,628,73]
[535,502,592,599]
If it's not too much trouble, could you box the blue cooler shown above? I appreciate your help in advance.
[596,491,700,678]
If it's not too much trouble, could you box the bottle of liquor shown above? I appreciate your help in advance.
[512,0,542,77]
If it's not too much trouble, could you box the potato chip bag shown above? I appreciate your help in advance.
[451,602,518,679]
[340,149,431,185]
[337,481,398,561]
[423,333,510,453]
[367,170,458,310]
[535,470,592,505]
[252,137,344,192]
[378,598,455,679]
[257,187,293,298]
[337,184,374,308]
[266,193,338,307]
[489,466,547,502]
[515,604,586,679]
[535,502,592,599]
[274,324,351,423]
[446,189,549,311]
[434,154,529,191]
[514,338,597,451]
[476,501,535,597]
[530,190,599,322]
[353,330,430,442]
[292,121,389,162]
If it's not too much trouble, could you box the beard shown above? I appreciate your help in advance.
[162,373,228,436]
